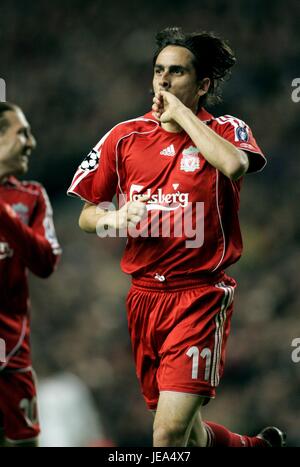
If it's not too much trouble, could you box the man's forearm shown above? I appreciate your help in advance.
[79,199,148,235]
[79,204,109,233]
[0,201,59,277]
[174,107,249,180]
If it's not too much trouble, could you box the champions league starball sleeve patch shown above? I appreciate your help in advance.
[80,149,100,171]
[235,125,249,142]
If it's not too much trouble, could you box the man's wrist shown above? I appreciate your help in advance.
[174,106,194,125]
[97,211,116,231]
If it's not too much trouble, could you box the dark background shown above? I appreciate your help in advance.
[1,0,300,446]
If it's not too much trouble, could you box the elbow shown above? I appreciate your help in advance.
[34,264,55,278]
[227,164,247,181]
[226,151,249,181]
[38,268,54,279]
[35,254,60,278]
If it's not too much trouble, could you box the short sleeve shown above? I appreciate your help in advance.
[32,185,62,256]
[67,129,118,204]
[212,115,267,173]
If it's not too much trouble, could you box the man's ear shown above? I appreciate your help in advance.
[197,78,211,97]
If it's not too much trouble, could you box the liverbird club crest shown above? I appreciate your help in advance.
[11,203,30,225]
[180,146,200,173]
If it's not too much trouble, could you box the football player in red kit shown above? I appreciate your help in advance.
[68,28,285,447]
[0,102,61,446]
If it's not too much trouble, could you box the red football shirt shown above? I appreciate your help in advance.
[0,177,61,370]
[68,108,265,280]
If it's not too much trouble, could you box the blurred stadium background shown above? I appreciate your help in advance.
[1,0,300,446]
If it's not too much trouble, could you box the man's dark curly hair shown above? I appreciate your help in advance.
[153,27,236,108]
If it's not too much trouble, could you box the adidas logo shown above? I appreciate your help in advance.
[160,144,176,157]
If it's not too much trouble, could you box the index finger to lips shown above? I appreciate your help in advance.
[155,92,164,102]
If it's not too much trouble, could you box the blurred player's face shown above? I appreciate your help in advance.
[0,109,36,178]
[153,45,210,111]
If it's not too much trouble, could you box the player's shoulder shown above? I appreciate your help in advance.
[107,113,158,139]
[211,114,250,129]
[18,179,46,196]
[92,113,158,152]
[210,114,254,144]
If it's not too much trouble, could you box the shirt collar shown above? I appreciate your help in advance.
[197,107,214,122]
[0,175,22,187]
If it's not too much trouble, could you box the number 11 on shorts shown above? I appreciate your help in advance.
[186,346,212,381]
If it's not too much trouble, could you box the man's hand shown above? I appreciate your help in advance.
[93,195,149,237]
[79,196,148,234]
[106,197,148,230]
[152,91,183,123]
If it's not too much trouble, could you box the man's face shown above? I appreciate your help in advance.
[0,109,36,177]
[153,45,208,111]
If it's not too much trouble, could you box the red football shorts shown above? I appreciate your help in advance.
[126,273,236,410]
[0,367,40,444]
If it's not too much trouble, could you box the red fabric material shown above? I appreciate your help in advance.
[0,368,40,441]
[0,177,61,369]
[126,275,236,410]
[204,421,267,447]
[68,109,265,281]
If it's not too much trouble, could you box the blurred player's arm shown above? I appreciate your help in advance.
[153,90,249,180]
[79,198,148,234]
[0,188,61,278]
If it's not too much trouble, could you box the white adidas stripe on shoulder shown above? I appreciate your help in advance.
[215,115,249,130]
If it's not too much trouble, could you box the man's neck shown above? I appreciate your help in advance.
[160,121,183,133]
[0,171,10,184]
